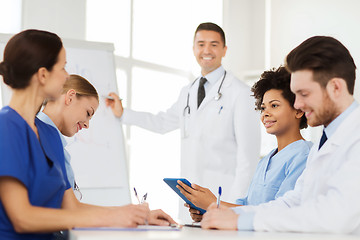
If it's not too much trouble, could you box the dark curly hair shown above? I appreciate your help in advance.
[251,66,308,129]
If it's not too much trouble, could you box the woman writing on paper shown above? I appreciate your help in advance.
[177,66,312,222]
[0,29,175,240]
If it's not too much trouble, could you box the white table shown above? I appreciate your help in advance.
[70,226,360,240]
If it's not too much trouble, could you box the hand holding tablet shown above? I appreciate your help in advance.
[163,178,206,214]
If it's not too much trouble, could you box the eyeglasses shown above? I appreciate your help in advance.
[74,181,82,201]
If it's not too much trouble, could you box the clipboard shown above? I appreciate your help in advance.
[163,178,206,214]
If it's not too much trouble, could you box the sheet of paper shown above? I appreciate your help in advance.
[73,225,181,231]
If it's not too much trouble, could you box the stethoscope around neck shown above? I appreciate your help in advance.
[183,71,227,116]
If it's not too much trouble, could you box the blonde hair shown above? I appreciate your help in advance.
[63,74,99,102]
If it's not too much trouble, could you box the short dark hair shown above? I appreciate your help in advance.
[251,66,308,129]
[0,29,63,89]
[285,36,356,94]
[194,22,226,46]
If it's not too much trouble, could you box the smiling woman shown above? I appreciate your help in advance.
[181,66,313,223]
[37,74,99,190]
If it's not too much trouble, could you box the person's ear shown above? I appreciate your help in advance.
[327,77,344,99]
[36,67,49,85]
[222,45,227,57]
[65,89,77,105]
[295,108,304,119]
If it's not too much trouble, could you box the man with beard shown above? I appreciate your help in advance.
[201,36,360,234]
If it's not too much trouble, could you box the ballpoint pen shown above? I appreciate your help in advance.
[141,193,148,204]
[133,187,141,204]
[102,95,122,101]
[134,187,148,204]
[138,191,148,225]
[217,186,222,208]
[218,106,223,114]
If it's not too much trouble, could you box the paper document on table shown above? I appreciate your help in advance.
[73,225,181,231]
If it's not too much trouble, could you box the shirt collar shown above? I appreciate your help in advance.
[37,111,68,148]
[201,65,225,86]
[324,100,359,139]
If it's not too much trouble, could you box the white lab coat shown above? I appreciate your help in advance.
[122,71,260,203]
[237,105,360,234]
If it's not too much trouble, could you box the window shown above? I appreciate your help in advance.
[0,0,21,34]
[86,0,131,57]
[0,0,22,107]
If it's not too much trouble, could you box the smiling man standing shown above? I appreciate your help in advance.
[202,36,360,234]
[106,22,260,221]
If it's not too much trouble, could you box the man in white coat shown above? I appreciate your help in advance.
[106,22,260,219]
[202,36,360,234]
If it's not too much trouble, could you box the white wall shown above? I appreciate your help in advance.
[270,0,360,100]
[22,0,86,40]
[223,0,360,143]
[223,0,266,80]
[223,0,360,98]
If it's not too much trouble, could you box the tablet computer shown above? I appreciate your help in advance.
[163,178,206,214]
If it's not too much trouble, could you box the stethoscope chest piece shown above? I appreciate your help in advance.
[214,93,222,101]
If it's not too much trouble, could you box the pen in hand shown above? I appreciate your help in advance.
[141,193,148,204]
[134,187,148,204]
[134,190,148,225]
[103,95,122,101]
[217,186,222,208]
[134,187,141,204]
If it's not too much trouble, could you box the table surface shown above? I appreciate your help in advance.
[70,225,360,240]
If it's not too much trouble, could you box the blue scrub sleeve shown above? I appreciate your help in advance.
[0,118,30,188]
[235,197,248,205]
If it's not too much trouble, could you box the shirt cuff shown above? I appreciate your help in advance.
[233,208,255,231]
[235,198,246,205]
[120,108,128,122]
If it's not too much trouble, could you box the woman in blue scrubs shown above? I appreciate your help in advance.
[178,66,312,221]
[0,30,175,240]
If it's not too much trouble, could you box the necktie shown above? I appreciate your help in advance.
[318,130,327,150]
[197,77,207,108]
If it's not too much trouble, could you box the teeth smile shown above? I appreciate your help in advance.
[264,121,276,128]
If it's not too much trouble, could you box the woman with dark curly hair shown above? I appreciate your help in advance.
[180,66,312,222]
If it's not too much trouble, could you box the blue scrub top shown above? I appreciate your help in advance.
[236,140,313,206]
[0,106,71,240]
